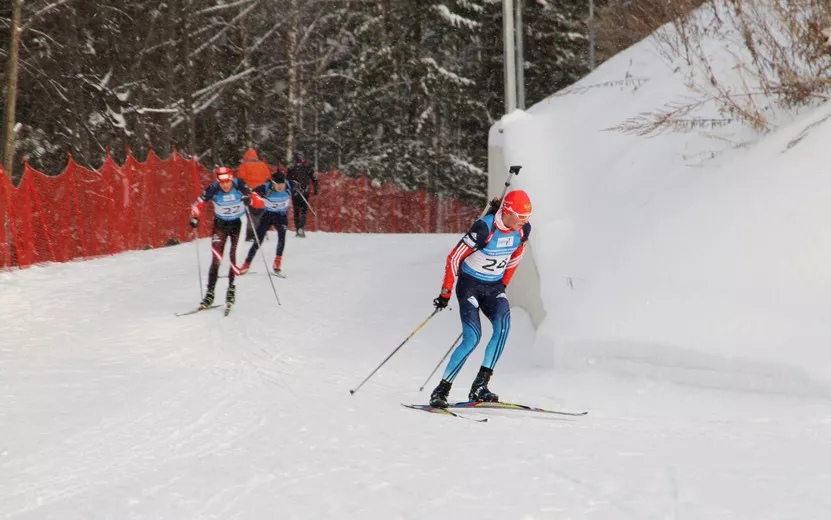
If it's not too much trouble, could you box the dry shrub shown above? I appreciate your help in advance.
[722,0,831,109]
[596,0,831,136]
[593,0,710,61]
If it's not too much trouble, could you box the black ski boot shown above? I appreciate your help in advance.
[468,366,499,402]
[225,285,236,305]
[199,290,215,309]
[429,379,452,408]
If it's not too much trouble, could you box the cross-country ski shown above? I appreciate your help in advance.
[401,404,488,422]
[447,400,588,417]
[175,304,220,317]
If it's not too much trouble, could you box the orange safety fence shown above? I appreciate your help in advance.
[0,150,480,269]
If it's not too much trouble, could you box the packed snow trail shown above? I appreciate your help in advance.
[2,232,831,519]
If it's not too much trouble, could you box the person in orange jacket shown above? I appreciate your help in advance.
[237,148,272,242]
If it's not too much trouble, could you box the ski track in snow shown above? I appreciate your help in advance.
[2,233,831,519]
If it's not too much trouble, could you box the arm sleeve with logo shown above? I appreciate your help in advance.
[440,219,490,296]
[191,184,218,217]
[501,222,531,287]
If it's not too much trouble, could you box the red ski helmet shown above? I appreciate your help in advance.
[215,166,234,183]
[502,189,532,219]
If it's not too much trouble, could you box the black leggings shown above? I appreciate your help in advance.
[244,212,288,263]
[292,193,310,230]
[207,218,241,291]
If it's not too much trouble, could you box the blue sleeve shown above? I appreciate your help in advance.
[254,184,268,196]
[201,183,219,202]
[461,219,490,249]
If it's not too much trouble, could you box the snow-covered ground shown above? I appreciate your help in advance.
[5,5,831,518]
[2,231,830,519]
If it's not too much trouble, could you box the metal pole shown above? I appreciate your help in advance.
[589,0,596,70]
[515,0,525,110]
[503,0,517,114]
[293,188,317,218]
[245,205,282,306]
[350,309,441,396]
[193,229,204,299]
[418,333,462,392]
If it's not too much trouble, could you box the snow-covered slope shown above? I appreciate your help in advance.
[5,4,831,518]
[2,231,831,519]
[498,6,831,394]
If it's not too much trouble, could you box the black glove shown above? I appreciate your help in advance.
[241,194,252,207]
[189,216,199,228]
[433,290,450,310]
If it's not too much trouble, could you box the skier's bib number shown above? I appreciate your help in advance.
[482,258,508,271]
[265,199,289,212]
[216,201,244,219]
[462,251,511,281]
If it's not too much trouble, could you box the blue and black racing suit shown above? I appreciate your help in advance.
[243,181,293,265]
[438,213,531,382]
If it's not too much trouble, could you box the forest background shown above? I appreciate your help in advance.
[3,0,827,207]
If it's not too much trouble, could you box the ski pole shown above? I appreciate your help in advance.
[418,332,462,391]
[245,205,282,306]
[473,164,523,243]
[193,228,204,300]
[293,189,318,218]
[350,308,440,396]
[492,164,522,214]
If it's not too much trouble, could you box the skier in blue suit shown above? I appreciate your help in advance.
[240,172,293,276]
[190,166,264,309]
[429,189,533,408]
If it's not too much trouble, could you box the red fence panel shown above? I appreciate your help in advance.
[150,149,183,247]
[100,152,131,255]
[0,166,12,268]
[1,154,480,270]
[15,157,113,264]
[71,159,111,258]
[365,180,393,233]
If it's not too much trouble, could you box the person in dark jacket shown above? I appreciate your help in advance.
[285,151,318,237]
